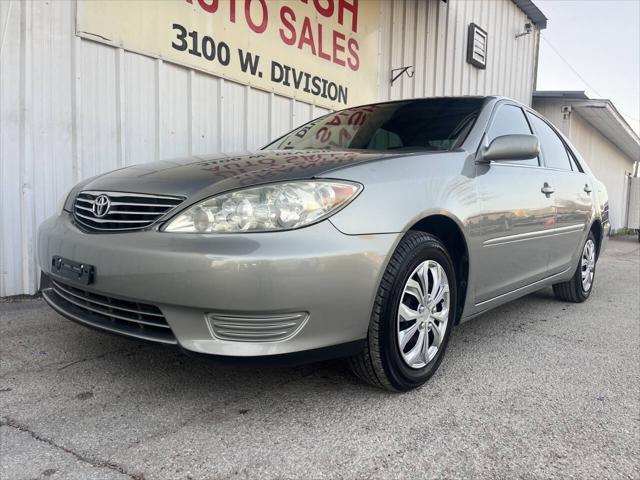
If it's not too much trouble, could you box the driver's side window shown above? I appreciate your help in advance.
[487,105,539,166]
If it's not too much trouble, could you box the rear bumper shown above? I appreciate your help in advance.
[38,213,399,359]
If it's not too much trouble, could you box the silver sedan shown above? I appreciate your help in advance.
[38,96,609,391]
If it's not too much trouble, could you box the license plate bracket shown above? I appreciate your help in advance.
[51,256,95,285]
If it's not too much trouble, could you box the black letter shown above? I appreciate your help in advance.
[238,49,260,75]
[172,24,188,51]
[338,85,348,104]
[271,61,284,83]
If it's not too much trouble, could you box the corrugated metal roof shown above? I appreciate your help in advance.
[534,91,640,161]
[512,0,548,29]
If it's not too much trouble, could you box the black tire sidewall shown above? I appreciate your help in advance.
[379,237,457,390]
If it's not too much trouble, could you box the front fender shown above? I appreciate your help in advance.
[325,152,476,235]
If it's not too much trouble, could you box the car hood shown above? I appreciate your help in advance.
[81,149,399,200]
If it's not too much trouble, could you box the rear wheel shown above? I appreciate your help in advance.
[349,231,456,392]
[552,231,597,303]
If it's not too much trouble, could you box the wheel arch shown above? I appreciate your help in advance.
[589,218,603,259]
[408,213,469,324]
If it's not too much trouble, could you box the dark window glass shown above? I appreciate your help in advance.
[486,105,538,166]
[264,98,484,152]
[527,113,573,170]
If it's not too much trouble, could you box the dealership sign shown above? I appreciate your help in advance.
[76,0,380,109]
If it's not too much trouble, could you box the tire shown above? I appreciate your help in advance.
[552,231,597,303]
[348,231,457,392]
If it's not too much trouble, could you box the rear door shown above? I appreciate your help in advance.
[473,104,556,304]
[526,112,593,273]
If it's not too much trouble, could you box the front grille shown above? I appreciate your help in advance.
[207,312,309,342]
[43,277,176,344]
[73,191,184,232]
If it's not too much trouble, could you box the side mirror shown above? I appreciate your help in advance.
[477,134,540,163]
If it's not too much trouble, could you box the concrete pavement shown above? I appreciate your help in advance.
[1,237,638,479]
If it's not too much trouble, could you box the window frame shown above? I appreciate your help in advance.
[483,102,541,168]
[525,110,585,173]
[565,144,585,173]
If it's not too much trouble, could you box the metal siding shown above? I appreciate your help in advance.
[123,52,157,165]
[160,63,191,158]
[1,0,23,296]
[413,1,428,98]
[79,40,119,178]
[1,0,540,296]
[567,113,635,231]
[378,0,537,103]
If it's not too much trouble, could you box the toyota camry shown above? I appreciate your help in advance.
[38,96,609,391]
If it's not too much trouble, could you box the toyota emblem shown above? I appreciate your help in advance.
[92,194,111,218]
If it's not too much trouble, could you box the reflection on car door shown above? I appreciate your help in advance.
[526,112,593,274]
[472,104,556,305]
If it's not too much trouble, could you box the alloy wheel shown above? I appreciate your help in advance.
[581,239,596,291]
[397,260,450,369]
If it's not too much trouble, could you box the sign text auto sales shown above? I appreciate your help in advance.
[76,0,380,109]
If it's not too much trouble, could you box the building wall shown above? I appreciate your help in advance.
[0,0,539,296]
[378,0,538,103]
[533,99,636,231]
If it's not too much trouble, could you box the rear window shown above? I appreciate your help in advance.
[264,98,484,152]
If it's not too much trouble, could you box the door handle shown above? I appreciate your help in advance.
[541,182,555,196]
[584,184,592,194]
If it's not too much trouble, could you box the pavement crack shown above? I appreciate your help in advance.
[1,417,144,480]
[57,347,138,371]
[124,366,325,447]
[0,346,146,379]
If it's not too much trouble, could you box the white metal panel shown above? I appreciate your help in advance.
[191,72,221,155]
[79,40,119,178]
[123,52,157,165]
[1,0,543,295]
[377,0,538,103]
[160,62,190,158]
[223,81,248,152]
[270,95,296,141]
[569,112,636,231]
[627,177,640,230]
[1,0,24,296]
[247,88,271,149]
[293,100,314,131]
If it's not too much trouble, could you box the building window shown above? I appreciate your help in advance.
[467,23,487,69]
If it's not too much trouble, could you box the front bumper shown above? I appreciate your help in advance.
[38,214,399,359]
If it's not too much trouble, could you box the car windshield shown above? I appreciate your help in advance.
[264,98,484,152]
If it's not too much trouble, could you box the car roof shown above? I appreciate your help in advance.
[339,96,524,113]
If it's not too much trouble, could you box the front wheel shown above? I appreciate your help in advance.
[349,231,456,392]
[552,232,597,303]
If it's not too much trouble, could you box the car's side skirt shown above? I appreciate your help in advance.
[460,266,573,323]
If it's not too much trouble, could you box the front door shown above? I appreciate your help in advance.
[472,104,556,304]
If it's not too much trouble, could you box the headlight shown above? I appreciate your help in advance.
[163,180,362,233]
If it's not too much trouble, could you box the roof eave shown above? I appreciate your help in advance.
[533,92,640,161]
[512,0,548,30]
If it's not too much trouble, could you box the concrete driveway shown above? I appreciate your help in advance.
[1,237,638,480]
